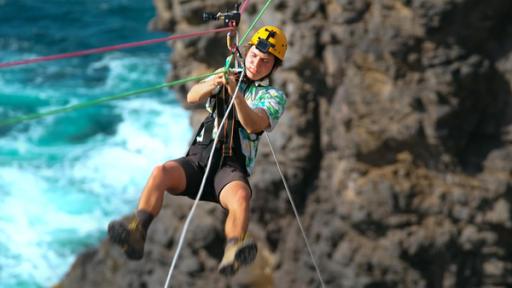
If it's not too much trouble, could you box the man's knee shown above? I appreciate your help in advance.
[222,183,251,209]
[233,189,251,205]
[150,163,169,179]
[151,161,180,176]
[149,161,185,192]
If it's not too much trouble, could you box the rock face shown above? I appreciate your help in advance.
[58,1,512,287]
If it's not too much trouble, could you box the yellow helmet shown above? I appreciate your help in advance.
[248,25,287,61]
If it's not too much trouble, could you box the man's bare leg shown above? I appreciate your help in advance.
[137,161,187,215]
[218,180,257,276]
[108,160,187,260]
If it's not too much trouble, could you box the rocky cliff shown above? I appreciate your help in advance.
[58,0,512,287]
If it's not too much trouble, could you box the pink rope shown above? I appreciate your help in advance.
[240,0,251,14]
[0,27,233,69]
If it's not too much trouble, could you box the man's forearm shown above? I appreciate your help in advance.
[234,95,269,133]
[187,79,218,104]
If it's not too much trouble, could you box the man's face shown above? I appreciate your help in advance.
[244,45,276,81]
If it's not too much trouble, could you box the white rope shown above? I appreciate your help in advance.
[163,68,246,288]
[264,133,326,288]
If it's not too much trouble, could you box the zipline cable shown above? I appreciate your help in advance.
[0,27,233,69]
[237,0,273,45]
[1,0,253,69]
[239,0,251,14]
[265,133,326,288]
[0,70,225,127]
[0,1,254,126]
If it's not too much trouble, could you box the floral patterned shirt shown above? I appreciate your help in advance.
[197,74,287,175]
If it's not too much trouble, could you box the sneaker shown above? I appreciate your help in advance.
[108,216,146,260]
[218,238,258,277]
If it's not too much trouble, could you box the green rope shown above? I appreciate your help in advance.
[0,70,225,127]
[1,0,273,128]
[239,0,273,45]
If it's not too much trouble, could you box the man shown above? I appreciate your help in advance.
[108,25,288,276]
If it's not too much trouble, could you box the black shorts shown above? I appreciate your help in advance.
[174,154,252,204]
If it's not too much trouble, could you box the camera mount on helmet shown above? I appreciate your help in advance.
[255,30,276,54]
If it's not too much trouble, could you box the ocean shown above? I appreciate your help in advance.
[0,0,191,287]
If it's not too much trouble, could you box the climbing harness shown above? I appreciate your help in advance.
[184,82,250,175]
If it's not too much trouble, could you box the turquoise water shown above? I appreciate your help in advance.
[0,1,191,287]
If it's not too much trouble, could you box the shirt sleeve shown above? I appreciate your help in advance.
[250,87,287,132]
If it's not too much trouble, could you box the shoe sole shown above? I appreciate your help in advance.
[218,242,258,277]
[108,221,144,260]
[218,261,239,277]
[235,242,258,266]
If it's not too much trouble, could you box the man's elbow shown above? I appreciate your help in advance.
[245,123,268,134]
[245,127,261,134]
[186,92,198,104]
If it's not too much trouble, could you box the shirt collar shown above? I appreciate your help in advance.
[254,77,270,87]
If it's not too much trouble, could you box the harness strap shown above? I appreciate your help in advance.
[218,87,236,157]
[186,78,256,175]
